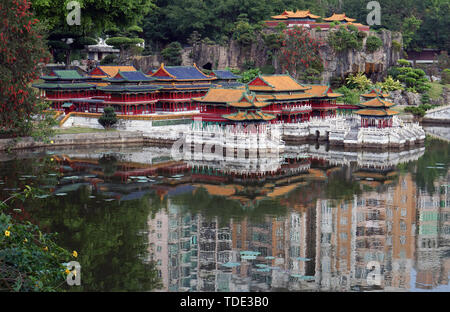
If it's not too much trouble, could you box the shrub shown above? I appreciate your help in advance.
[421,93,430,104]
[0,188,72,291]
[328,26,363,52]
[98,107,118,129]
[442,69,450,84]
[238,68,261,83]
[336,86,360,105]
[392,40,402,52]
[397,59,410,67]
[366,36,383,53]
[346,72,372,91]
[100,54,118,65]
[404,106,426,117]
[377,76,404,92]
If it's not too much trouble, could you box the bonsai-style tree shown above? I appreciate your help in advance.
[161,42,183,65]
[105,25,145,61]
[98,107,118,129]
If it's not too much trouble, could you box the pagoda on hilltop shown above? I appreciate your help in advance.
[323,13,356,23]
[98,71,161,115]
[271,10,320,23]
[147,63,216,112]
[355,97,399,128]
[265,9,369,31]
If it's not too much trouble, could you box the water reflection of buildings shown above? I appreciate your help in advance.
[415,175,450,290]
[315,173,417,291]
[147,150,450,292]
[48,144,448,291]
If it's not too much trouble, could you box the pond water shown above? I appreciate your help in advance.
[0,134,449,292]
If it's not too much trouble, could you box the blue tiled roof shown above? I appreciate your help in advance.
[109,71,154,82]
[154,84,210,90]
[155,66,213,80]
[99,84,161,92]
[212,70,241,79]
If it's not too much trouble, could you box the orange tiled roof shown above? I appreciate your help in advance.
[196,88,247,103]
[355,109,399,116]
[90,66,137,78]
[223,110,276,121]
[249,75,310,92]
[324,13,356,22]
[306,85,342,98]
[360,97,395,108]
[291,10,320,19]
[362,89,390,98]
[272,10,320,20]
[228,101,270,108]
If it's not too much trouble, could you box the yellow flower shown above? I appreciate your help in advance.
[43,246,48,251]
[50,140,54,144]
[4,230,10,237]
[65,268,70,275]
[72,250,78,258]
[24,238,28,243]
[50,158,54,162]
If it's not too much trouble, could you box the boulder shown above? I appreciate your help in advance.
[390,90,407,106]
[405,91,422,106]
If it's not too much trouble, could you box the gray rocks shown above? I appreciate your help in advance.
[390,90,422,106]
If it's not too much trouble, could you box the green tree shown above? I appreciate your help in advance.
[161,41,183,65]
[401,16,422,50]
[98,107,118,129]
[31,0,155,65]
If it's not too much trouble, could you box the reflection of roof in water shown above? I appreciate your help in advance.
[194,184,237,197]
[354,170,398,180]
[266,182,306,198]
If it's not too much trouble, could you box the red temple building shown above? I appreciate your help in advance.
[192,87,276,124]
[87,65,138,86]
[247,75,342,121]
[33,69,98,113]
[147,63,216,112]
[98,71,161,115]
[306,85,342,118]
[355,96,399,128]
[247,75,313,123]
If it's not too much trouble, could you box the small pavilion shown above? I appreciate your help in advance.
[355,97,399,128]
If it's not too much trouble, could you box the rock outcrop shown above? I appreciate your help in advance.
[128,28,402,84]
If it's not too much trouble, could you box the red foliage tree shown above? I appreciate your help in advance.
[278,26,324,78]
[0,0,50,136]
